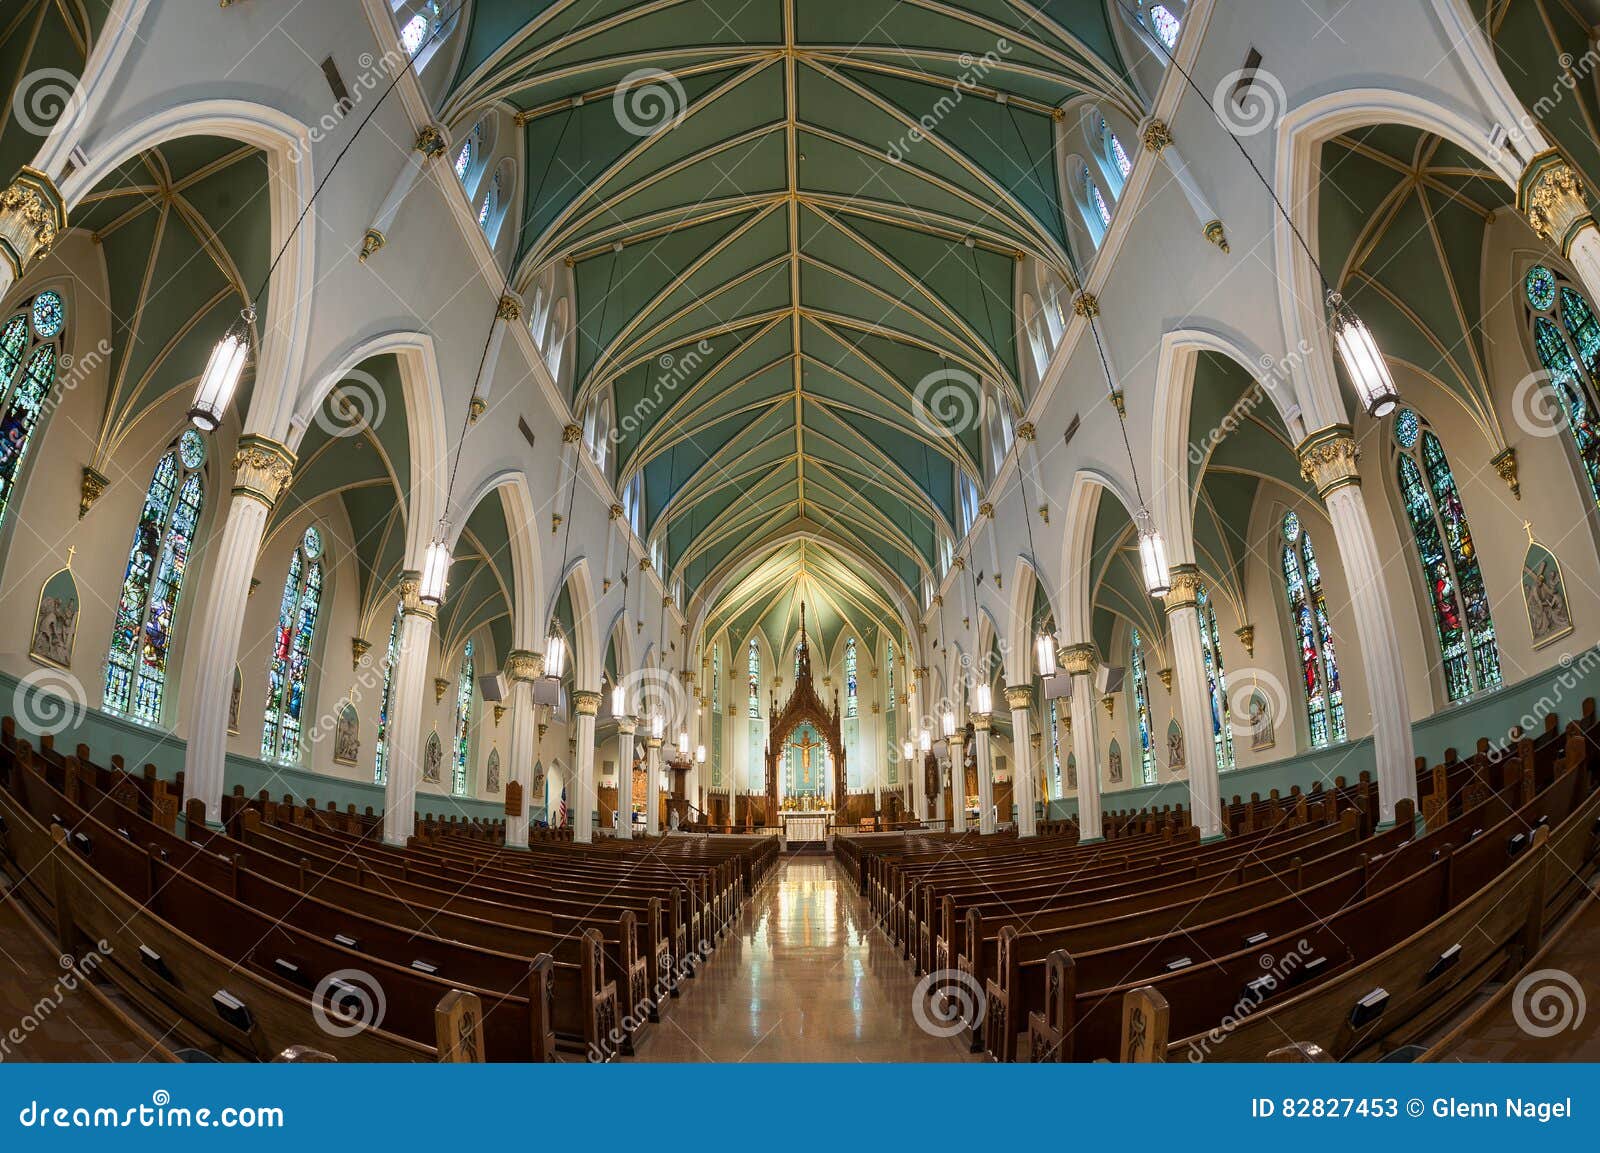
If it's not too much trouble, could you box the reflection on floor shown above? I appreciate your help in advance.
[632,855,976,1062]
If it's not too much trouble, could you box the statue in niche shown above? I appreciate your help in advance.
[333,701,360,765]
[1108,741,1123,784]
[228,666,242,734]
[532,763,547,806]
[1522,527,1572,649]
[486,748,501,792]
[1248,690,1274,750]
[29,557,79,670]
[1167,718,1185,772]
[423,731,442,783]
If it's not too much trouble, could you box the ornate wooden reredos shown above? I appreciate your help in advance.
[764,604,845,815]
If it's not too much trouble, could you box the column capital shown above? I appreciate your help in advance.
[562,422,583,444]
[1015,421,1036,442]
[1163,562,1202,613]
[1072,291,1099,318]
[571,690,601,717]
[978,500,994,518]
[615,718,636,735]
[1060,642,1098,677]
[231,434,296,509]
[973,713,992,732]
[414,125,448,158]
[505,649,544,682]
[1003,684,1033,710]
[1518,148,1596,256]
[398,571,436,621]
[0,167,66,281]
[609,502,625,520]
[1141,119,1173,153]
[495,292,522,322]
[644,735,663,750]
[1295,423,1362,498]
[913,665,929,679]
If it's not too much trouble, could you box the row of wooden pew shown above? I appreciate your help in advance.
[0,718,776,1061]
[838,706,1600,1061]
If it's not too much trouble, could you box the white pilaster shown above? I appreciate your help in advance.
[1006,685,1036,837]
[382,594,436,845]
[644,736,663,836]
[1063,645,1104,842]
[571,690,600,843]
[615,719,636,840]
[1163,565,1224,839]
[974,715,995,834]
[948,732,967,833]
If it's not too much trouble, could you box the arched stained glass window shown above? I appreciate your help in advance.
[1130,628,1155,785]
[0,290,65,530]
[1147,3,1182,49]
[1089,179,1111,228]
[454,129,474,184]
[711,645,723,789]
[478,171,499,231]
[1110,132,1133,180]
[1048,699,1063,796]
[845,637,858,717]
[1525,266,1600,509]
[262,526,325,762]
[452,640,474,796]
[374,603,401,785]
[1196,585,1235,771]
[747,639,760,718]
[104,431,207,724]
[1393,412,1500,700]
[1280,512,1346,747]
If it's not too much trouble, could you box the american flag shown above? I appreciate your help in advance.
[556,784,568,828]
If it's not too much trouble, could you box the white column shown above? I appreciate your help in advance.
[382,587,436,845]
[504,650,542,848]
[1297,429,1416,825]
[644,735,663,836]
[1062,645,1104,842]
[1163,566,1224,839]
[871,702,883,812]
[911,664,930,819]
[185,438,294,824]
[1006,685,1036,837]
[571,691,600,843]
[358,126,447,261]
[948,732,967,833]
[974,714,995,834]
[615,719,636,840]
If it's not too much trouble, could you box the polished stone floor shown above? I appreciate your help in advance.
[632,854,976,1062]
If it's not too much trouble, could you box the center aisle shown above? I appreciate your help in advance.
[632,853,976,1062]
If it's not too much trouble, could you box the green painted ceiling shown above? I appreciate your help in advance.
[1319,125,1515,442]
[0,1,117,183]
[70,136,271,469]
[444,0,1139,617]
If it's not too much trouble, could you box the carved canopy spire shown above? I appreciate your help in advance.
[795,601,812,683]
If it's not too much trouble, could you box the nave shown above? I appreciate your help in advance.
[632,855,974,1063]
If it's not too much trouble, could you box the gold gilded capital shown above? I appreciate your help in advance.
[1295,424,1361,498]
[1003,684,1033,711]
[496,293,522,322]
[414,126,447,158]
[1163,563,1202,613]
[231,435,296,509]
[1518,149,1596,256]
[0,168,66,280]
[505,649,545,682]
[1060,642,1097,677]
[1141,120,1173,153]
[571,690,601,717]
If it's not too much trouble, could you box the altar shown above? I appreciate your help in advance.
[781,811,830,844]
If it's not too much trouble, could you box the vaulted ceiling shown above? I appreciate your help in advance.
[442,0,1140,629]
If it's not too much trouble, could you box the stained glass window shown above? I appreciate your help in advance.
[0,291,65,531]
[261,525,325,763]
[845,637,858,717]
[1048,699,1063,796]
[1196,585,1235,771]
[711,645,723,789]
[1130,628,1155,785]
[478,172,498,230]
[747,639,760,718]
[1089,179,1111,228]
[104,431,207,724]
[1525,266,1600,511]
[1110,132,1133,180]
[1393,411,1500,701]
[454,135,473,184]
[1394,407,1419,449]
[1280,511,1345,747]
[453,639,474,796]
[400,13,429,56]
[374,603,401,785]
[1148,3,1182,49]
